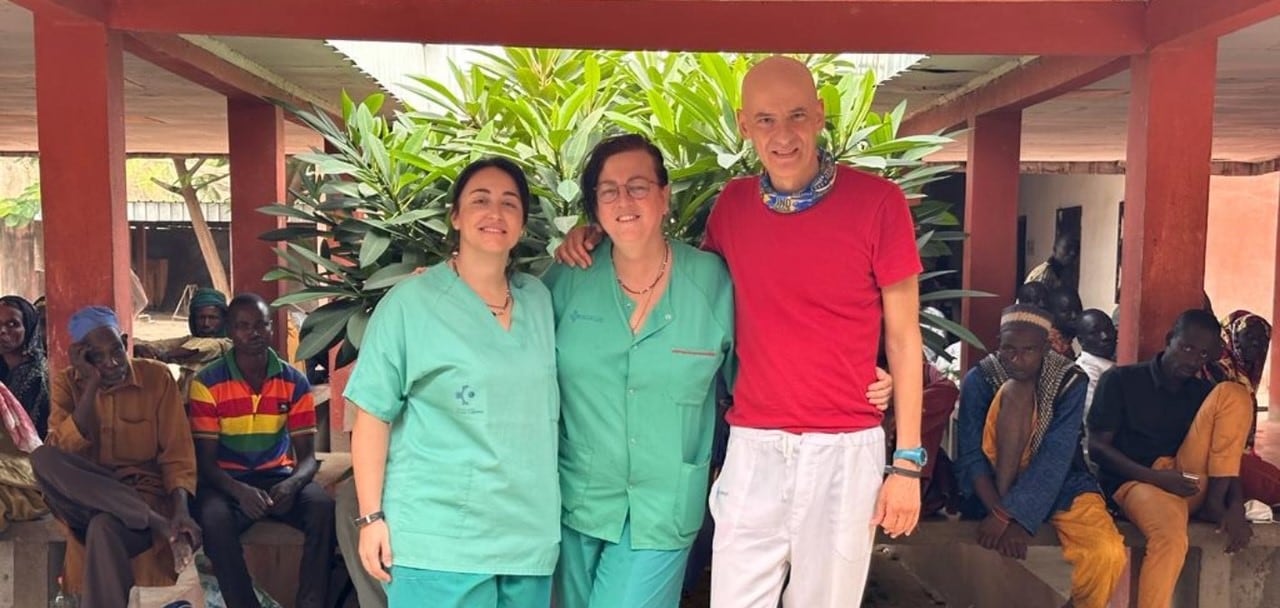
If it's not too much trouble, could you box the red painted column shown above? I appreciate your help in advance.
[228,98,285,299]
[33,17,131,370]
[227,98,288,356]
[961,111,1022,370]
[1118,40,1217,363]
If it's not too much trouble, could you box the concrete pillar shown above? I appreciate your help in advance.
[961,111,1022,370]
[33,16,131,369]
[1118,40,1218,362]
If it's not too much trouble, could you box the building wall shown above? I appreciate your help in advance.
[1204,174,1280,322]
[0,221,43,301]
[1017,174,1125,312]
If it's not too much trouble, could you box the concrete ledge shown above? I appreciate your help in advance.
[883,519,1280,607]
[879,519,1280,549]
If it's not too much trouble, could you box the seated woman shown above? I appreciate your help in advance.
[345,158,560,608]
[1205,310,1280,508]
[0,295,49,437]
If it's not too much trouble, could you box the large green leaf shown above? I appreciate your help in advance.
[296,300,361,361]
[363,262,419,290]
[359,231,392,268]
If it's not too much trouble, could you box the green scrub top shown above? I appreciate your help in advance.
[544,240,733,551]
[344,263,561,576]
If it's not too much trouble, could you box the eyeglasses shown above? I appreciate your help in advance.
[596,178,658,204]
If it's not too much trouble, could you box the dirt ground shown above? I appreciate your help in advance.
[131,312,193,341]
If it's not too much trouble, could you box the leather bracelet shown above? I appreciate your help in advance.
[883,465,923,479]
[352,510,385,528]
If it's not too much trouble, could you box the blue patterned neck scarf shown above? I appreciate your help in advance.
[759,149,837,214]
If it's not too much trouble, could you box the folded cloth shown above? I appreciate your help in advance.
[1244,499,1274,523]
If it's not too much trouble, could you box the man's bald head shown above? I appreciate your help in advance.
[742,56,819,103]
[738,56,826,192]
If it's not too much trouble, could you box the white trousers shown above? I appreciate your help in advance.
[709,425,885,608]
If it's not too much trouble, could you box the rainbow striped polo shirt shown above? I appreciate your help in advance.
[189,349,316,477]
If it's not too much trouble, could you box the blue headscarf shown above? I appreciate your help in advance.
[69,306,120,343]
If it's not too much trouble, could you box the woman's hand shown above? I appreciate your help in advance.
[358,519,393,583]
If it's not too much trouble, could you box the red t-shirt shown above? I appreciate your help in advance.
[704,165,922,433]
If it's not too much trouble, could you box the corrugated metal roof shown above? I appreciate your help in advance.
[34,200,310,224]
[127,200,231,223]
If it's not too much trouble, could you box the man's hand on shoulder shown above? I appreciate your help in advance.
[553,225,602,268]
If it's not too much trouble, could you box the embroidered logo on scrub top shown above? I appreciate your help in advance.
[454,385,481,415]
[569,309,604,323]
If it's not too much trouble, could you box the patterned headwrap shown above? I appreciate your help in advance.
[979,304,1082,458]
[1220,310,1272,391]
[1000,303,1054,334]
[188,288,228,337]
[759,149,837,214]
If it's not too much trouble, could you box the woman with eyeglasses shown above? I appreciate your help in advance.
[547,134,896,607]
[345,157,560,608]
[542,134,732,608]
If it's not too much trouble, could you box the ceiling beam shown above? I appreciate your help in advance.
[122,33,341,122]
[900,55,1128,136]
[934,158,1280,177]
[1148,0,1280,48]
[108,0,1146,55]
[9,0,105,23]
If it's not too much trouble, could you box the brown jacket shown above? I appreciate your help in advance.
[48,358,197,591]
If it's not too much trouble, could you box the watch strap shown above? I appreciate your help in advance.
[352,510,385,528]
[883,465,923,479]
[892,446,928,467]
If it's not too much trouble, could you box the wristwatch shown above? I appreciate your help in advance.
[892,446,928,468]
[352,510,385,529]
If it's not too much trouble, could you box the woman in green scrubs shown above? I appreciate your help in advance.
[544,135,734,607]
[345,157,560,608]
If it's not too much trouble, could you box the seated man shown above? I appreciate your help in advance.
[957,305,1125,608]
[31,306,202,608]
[1088,309,1253,608]
[135,287,232,398]
[189,294,334,608]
